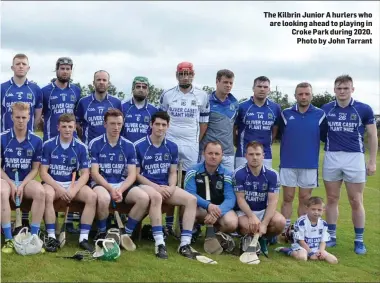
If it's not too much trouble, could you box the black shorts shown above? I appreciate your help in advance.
[91,182,139,200]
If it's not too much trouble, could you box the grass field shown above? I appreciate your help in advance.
[1,143,379,282]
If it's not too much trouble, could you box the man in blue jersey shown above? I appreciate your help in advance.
[40,113,97,252]
[41,57,82,233]
[279,82,327,238]
[234,141,285,255]
[135,111,208,260]
[1,102,45,254]
[185,141,238,248]
[76,70,122,145]
[122,76,158,143]
[234,76,281,169]
[321,75,378,254]
[199,70,238,172]
[89,109,166,257]
[1,53,43,132]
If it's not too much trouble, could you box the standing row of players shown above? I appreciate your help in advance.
[1,54,377,258]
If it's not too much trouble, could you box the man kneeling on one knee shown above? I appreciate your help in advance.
[234,141,285,255]
[185,141,238,250]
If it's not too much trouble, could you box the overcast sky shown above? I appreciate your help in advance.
[1,1,379,113]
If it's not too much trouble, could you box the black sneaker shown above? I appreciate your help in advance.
[44,237,61,252]
[155,244,168,259]
[79,239,94,253]
[178,244,200,259]
[94,231,107,245]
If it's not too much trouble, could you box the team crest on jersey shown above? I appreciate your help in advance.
[119,154,123,161]
[144,116,149,123]
[71,95,76,102]
[350,113,357,120]
[262,183,268,191]
[70,157,77,164]
[27,93,33,100]
[164,153,170,161]
[191,100,197,106]
[216,180,223,190]
[27,149,33,157]
[268,113,273,119]
[181,99,187,106]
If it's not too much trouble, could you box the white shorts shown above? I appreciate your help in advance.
[236,209,265,221]
[57,181,79,190]
[280,168,318,188]
[199,155,235,173]
[323,151,366,183]
[235,158,272,169]
[178,143,199,172]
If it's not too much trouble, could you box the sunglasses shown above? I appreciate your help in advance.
[135,85,148,89]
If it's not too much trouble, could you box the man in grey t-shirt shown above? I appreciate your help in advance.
[199,69,239,172]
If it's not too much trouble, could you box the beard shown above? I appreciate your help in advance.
[57,75,70,83]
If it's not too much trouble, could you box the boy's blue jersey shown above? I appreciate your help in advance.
[41,136,90,182]
[122,99,158,143]
[89,134,137,183]
[279,104,326,169]
[75,93,122,145]
[41,81,81,141]
[321,98,376,153]
[1,78,43,132]
[233,164,280,212]
[1,129,42,181]
[235,98,281,159]
[134,136,178,185]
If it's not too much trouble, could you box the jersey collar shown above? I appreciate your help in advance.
[292,103,314,113]
[245,163,265,176]
[10,128,31,140]
[91,92,109,101]
[175,85,195,94]
[211,91,237,105]
[199,161,222,175]
[103,133,122,146]
[250,96,270,106]
[55,135,76,147]
[130,98,148,108]
[147,135,166,147]
[51,80,71,89]
[333,97,355,107]
[10,77,29,86]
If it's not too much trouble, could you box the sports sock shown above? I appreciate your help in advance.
[66,212,74,224]
[284,219,291,232]
[192,223,201,234]
[327,224,337,239]
[152,226,165,246]
[96,218,107,233]
[46,223,56,238]
[165,216,174,228]
[279,247,293,256]
[354,227,364,242]
[79,224,92,242]
[30,223,40,235]
[180,229,192,247]
[124,217,139,236]
[22,212,29,221]
[1,223,12,240]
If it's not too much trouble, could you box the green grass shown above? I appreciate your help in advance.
[2,143,380,282]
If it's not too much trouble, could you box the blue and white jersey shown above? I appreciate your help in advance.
[1,128,42,181]
[41,81,81,142]
[1,78,43,132]
[41,136,90,182]
[321,98,376,153]
[159,85,210,144]
[89,134,137,183]
[200,92,239,156]
[280,104,326,169]
[134,136,179,185]
[293,215,330,252]
[233,164,280,212]
[75,93,122,145]
[122,99,158,143]
[235,98,281,160]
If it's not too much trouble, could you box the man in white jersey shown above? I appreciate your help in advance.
[321,75,378,255]
[159,62,210,236]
